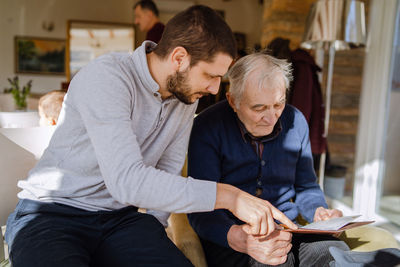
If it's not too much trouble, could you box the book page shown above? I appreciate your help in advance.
[300,215,361,230]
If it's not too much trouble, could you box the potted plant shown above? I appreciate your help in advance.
[3,76,32,111]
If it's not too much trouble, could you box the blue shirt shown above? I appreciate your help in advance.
[187,100,327,247]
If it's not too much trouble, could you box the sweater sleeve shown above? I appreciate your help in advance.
[293,111,328,222]
[187,115,236,248]
[69,56,216,213]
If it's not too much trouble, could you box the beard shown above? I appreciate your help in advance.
[166,68,207,105]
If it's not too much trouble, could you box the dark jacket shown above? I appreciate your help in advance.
[290,49,326,154]
[146,22,165,43]
[187,101,327,247]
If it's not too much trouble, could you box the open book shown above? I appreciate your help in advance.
[282,215,374,234]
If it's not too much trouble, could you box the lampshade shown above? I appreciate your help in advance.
[301,0,366,50]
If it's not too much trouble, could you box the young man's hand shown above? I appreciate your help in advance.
[228,224,292,265]
[313,207,343,222]
[215,183,298,236]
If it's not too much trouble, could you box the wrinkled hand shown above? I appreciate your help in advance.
[228,225,292,265]
[215,184,297,236]
[313,207,343,222]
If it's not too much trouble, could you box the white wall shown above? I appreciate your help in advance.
[0,0,135,94]
[194,0,263,50]
[157,0,263,50]
[1,0,263,94]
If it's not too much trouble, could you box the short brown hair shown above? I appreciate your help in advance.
[38,90,66,123]
[153,5,237,66]
[133,0,159,17]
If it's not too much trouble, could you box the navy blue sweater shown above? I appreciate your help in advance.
[187,100,327,247]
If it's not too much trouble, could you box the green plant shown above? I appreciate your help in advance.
[4,76,32,110]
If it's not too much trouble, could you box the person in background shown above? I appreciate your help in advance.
[134,0,165,43]
[5,6,296,267]
[188,52,349,267]
[38,90,66,126]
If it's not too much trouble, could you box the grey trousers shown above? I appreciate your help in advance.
[201,234,350,267]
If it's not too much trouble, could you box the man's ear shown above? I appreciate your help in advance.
[226,92,237,112]
[170,46,190,71]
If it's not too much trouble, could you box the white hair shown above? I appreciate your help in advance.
[227,52,293,109]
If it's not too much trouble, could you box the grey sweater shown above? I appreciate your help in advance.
[18,42,217,222]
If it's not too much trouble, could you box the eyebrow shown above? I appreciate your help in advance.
[206,72,223,78]
[250,97,286,109]
[251,104,266,109]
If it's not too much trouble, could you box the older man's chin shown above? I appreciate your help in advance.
[254,126,274,137]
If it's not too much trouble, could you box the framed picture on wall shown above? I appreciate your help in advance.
[15,36,66,75]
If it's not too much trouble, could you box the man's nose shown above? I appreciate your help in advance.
[262,110,275,124]
[206,77,221,95]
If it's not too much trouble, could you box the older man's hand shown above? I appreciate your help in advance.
[313,207,343,222]
[228,224,292,265]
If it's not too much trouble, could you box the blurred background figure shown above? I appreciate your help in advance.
[38,90,66,126]
[133,0,165,43]
[267,37,327,172]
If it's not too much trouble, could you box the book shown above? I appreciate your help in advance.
[281,215,374,235]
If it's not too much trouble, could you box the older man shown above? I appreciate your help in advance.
[134,0,165,43]
[188,52,349,267]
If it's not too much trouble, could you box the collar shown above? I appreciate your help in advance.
[131,41,160,95]
[236,115,282,144]
[132,41,182,104]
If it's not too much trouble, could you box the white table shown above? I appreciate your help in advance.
[0,111,39,128]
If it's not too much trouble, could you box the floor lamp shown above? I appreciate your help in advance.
[301,0,366,190]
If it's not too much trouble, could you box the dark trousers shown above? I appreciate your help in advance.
[200,234,349,267]
[5,199,193,267]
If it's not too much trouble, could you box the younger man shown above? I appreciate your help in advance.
[6,7,296,267]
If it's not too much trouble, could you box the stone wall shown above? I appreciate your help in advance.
[261,0,316,50]
[261,0,369,193]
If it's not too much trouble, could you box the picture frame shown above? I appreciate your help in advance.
[15,36,66,75]
[66,20,134,80]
